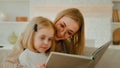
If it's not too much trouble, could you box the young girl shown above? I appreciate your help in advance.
[3,16,55,68]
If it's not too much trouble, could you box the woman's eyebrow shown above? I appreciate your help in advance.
[63,21,74,33]
[63,21,66,27]
[69,30,74,34]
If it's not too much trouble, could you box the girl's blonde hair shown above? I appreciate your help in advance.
[54,8,84,55]
[21,16,55,55]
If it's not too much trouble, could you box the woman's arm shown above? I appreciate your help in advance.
[2,33,24,68]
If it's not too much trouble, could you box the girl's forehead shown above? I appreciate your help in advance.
[36,28,54,36]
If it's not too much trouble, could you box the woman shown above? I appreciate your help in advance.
[2,8,84,68]
[54,8,84,55]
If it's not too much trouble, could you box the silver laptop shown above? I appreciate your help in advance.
[46,41,111,68]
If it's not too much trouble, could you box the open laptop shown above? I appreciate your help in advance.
[45,41,111,68]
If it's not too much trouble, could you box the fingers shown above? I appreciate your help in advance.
[36,64,46,68]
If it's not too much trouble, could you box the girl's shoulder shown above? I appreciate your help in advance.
[20,49,35,57]
[19,49,30,60]
[20,49,47,59]
[19,49,34,63]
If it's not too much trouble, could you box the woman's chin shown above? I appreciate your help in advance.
[55,36,60,41]
[55,37,64,41]
[54,37,59,41]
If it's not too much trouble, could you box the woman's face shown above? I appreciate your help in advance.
[54,16,79,41]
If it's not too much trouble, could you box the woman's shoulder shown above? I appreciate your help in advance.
[55,40,73,47]
[63,39,72,45]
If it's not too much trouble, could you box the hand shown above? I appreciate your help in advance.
[36,64,46,68]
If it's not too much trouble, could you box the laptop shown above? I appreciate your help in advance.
[45,41,111,68]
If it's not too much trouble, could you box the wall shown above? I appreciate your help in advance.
[30,0,112,5]
[30,0,112,47]
[0,0,29,45]
[0,22,28,45]
[0,0,29,21]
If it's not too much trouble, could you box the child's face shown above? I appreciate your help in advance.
[34,28,54,53]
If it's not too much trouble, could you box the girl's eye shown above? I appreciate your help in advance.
[48,38,53,41]
[40,36,45,40]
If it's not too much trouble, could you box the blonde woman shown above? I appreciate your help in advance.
[3,16,55,68]
[54,8,84,55]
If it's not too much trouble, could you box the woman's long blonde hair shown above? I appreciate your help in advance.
[54,8,84,55]
[21,16,55,55]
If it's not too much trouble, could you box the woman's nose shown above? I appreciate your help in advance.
[59,30,66,37]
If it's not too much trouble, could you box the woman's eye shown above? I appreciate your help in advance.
[60,24,64,28]
[67,32,72,36]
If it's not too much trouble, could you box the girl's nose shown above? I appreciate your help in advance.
[44,39,48,45]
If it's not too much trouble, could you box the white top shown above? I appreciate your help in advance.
[19,49,47,68]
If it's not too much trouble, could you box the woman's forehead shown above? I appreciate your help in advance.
[60,16,79,32]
